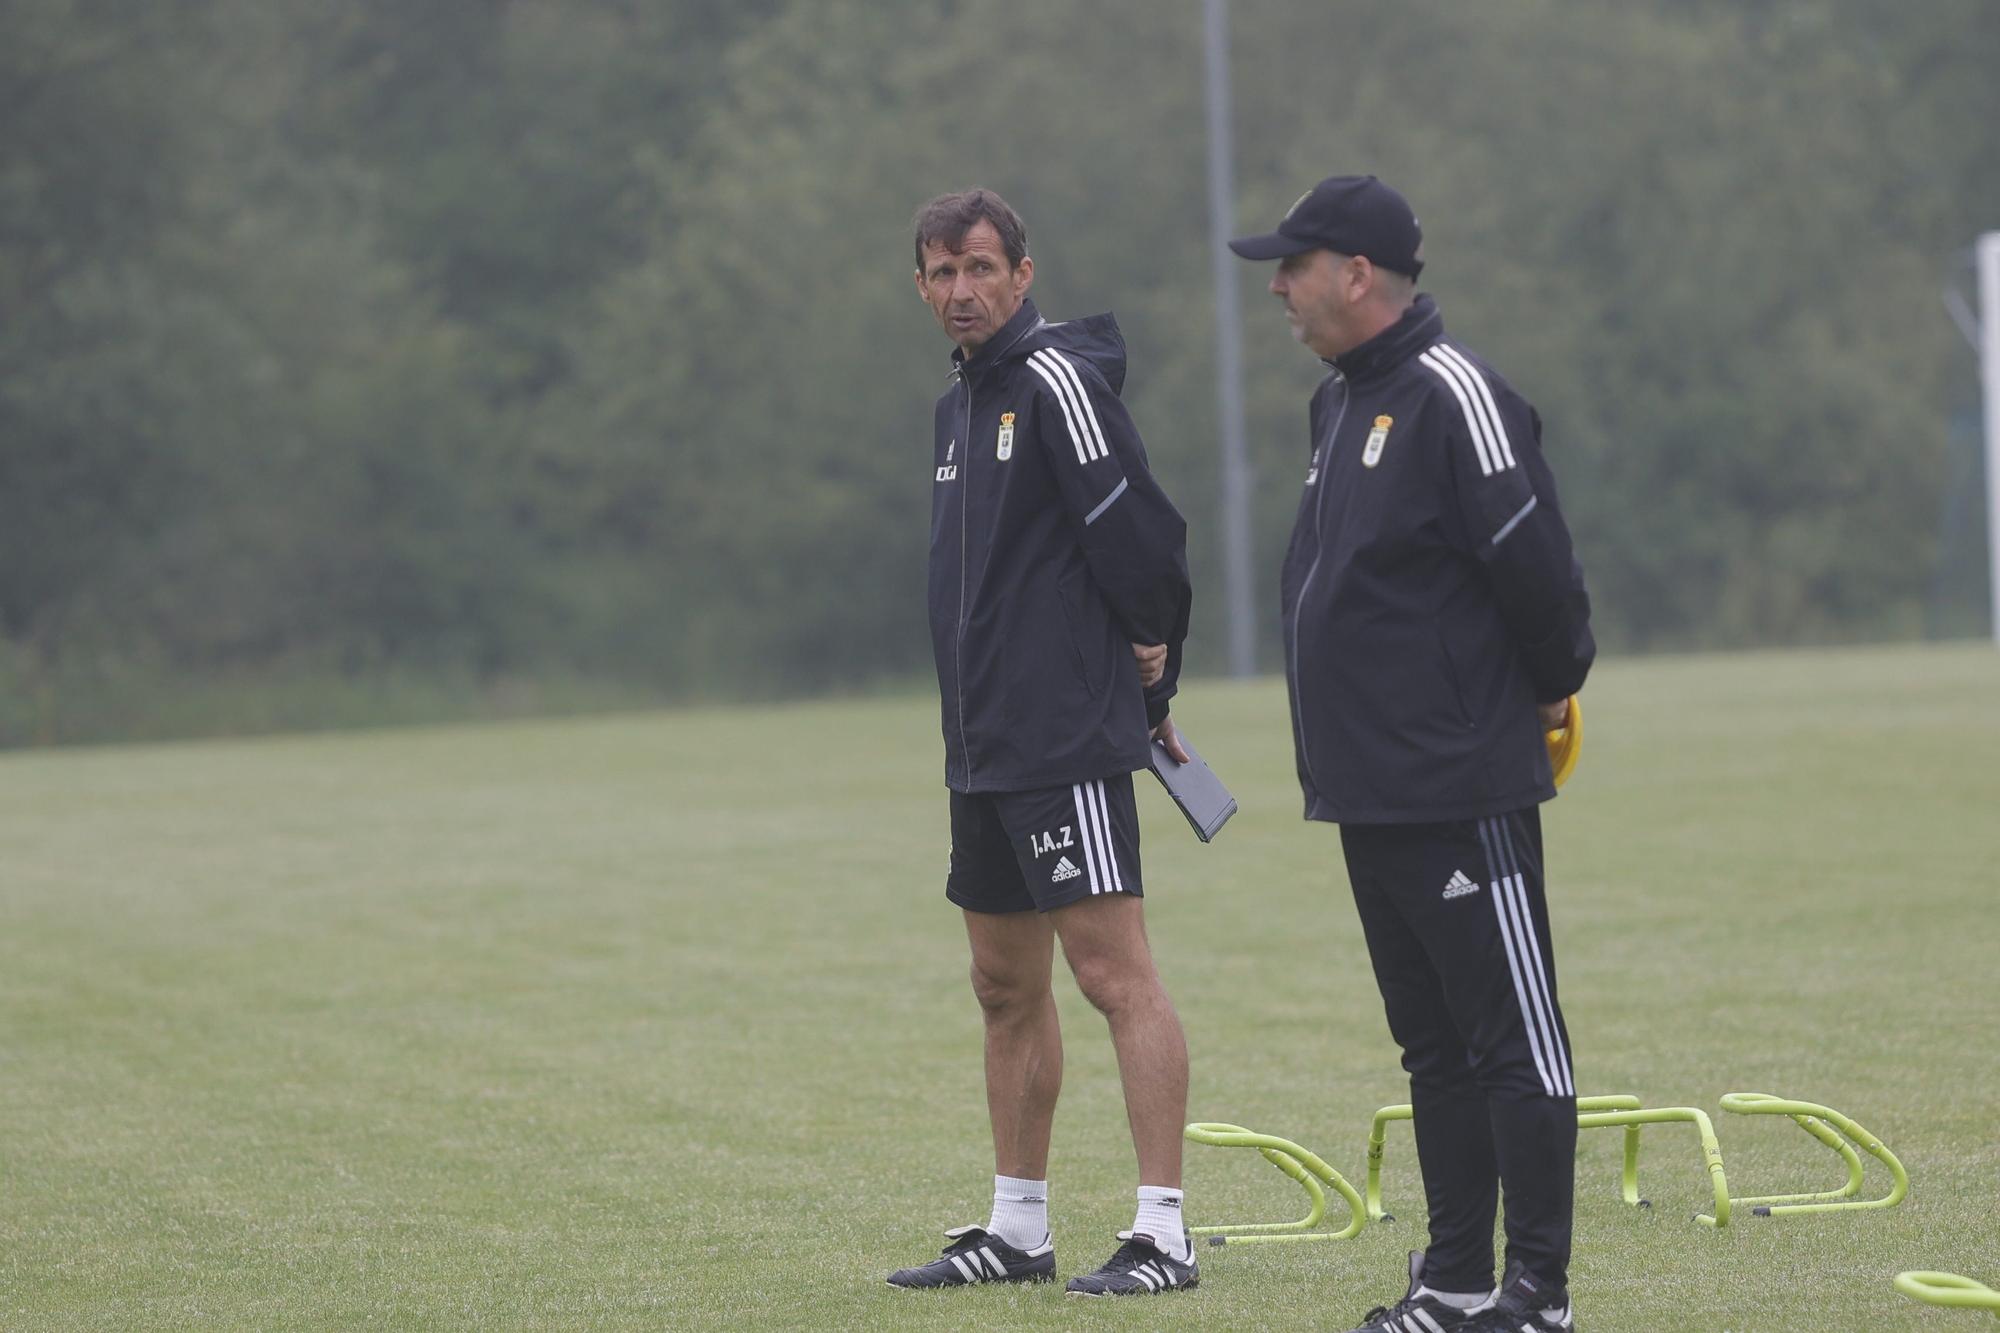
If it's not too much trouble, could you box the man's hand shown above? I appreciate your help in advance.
[1151,714,1191,764]
[1132,641,1167,688]
[1539,697,1572,732]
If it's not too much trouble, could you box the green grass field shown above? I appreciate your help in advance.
[3,643,1997,1329]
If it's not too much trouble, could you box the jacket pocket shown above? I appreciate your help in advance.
[1055,566,1110,698]
[1434,621,1476,730]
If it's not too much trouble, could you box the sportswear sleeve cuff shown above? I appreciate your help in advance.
[1519,618,1595,702]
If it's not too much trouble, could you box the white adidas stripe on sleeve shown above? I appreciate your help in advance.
[1038,350,1110,461]
[1432,344,1513,471]
[1028,356,1094,464]
[1433,343,1516,469]
[1029,349,1111,463]
[1419,350,1497,475]
[1420,345,1516,477]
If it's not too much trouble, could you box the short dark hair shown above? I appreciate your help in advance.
[912,189,1028,271]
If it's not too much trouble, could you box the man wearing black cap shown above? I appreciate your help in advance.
[1230,176,1595,1333]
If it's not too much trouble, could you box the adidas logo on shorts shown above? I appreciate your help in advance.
[1442,869,1481,899]
[1051,857,1081,883]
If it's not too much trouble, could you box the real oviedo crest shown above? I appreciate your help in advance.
[1362,414,1393,468]
[997,411,1015,461]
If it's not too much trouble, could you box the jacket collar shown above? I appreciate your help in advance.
[1324,293,1443,383]
[952,298,1045,379]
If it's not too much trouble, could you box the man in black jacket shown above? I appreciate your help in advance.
[885,189,1200,1298]
[1231,176,1595,1333]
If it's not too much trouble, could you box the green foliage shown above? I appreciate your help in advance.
[2,0,1995,743]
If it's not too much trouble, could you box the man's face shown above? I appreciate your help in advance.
[1268,249,1364,359]
[915,219,1033,352]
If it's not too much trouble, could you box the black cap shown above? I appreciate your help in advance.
[1229,174,1423,277]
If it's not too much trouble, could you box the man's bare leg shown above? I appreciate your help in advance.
[962,908,1063,1179]
[885,911,1063,1288]
[1049,894,1187,1187]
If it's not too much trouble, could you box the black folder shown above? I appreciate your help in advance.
[1146,731,1238,843]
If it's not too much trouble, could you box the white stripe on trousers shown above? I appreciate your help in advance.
[1502,816,1574,1094]
[1497,869,1572,1096]
[1480,816,1552,1088]
[1480,816,1571,1096]
[1481,815,1558,1095]
[1495,815,1573,1094]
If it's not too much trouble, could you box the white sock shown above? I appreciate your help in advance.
[1417,1284,1496,1311]
[1133,1185,1189,1261]
[986,1175,1049,1251]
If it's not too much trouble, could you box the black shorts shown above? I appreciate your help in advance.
[946,774,1144,914]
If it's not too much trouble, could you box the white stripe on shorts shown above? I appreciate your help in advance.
[1071,784,1103,894]
[1087,779,1124,893]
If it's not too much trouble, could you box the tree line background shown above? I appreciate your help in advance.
[3,0,1996,745]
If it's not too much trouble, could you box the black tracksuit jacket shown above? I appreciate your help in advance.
[928,299,1192,794]
[1282,294,1594,824]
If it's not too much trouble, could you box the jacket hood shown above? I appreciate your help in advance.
[957,298,1128,395]
[1017,308,1127,396]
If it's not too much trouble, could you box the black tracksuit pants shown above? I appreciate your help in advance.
[1340,806,1575,1293]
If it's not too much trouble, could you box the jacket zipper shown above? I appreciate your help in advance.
[1289,369,1348,798]
[954,371,974,786]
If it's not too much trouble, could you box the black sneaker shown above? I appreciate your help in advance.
[1461,1260,1574,1332]
[1063,1230,1198,1296]
[1340,1250,1484,1332]
[885,1225,1055,1288]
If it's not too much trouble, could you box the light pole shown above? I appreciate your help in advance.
[1979,231,2000,645]
[1203,0,1255,675]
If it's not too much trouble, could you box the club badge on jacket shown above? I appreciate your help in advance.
[997,411,1015,461]
[1363,414,1393,468]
